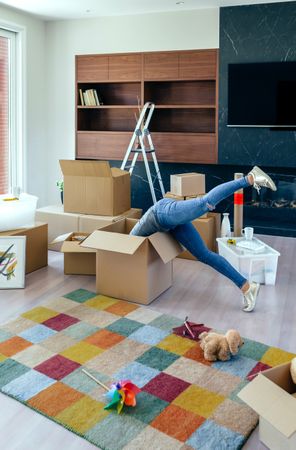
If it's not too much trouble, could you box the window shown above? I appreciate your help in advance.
[0,27,20,195]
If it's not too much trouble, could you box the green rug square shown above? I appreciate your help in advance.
[106,318,143,337]
[239,338,270,361]
[124,391,169,424]
[0,329,12,343]
[0,359,30,388]
[63,289,97,303]
[86,413,145,450]
[136,347,180,371]
[63,322,100,340]
[149,314,183,331]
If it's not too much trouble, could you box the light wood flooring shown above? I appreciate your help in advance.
[0,234,295,450]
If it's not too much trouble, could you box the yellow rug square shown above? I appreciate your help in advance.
[85,295,118,310]
[21,307,59,323]
[157,334,197,355]
[0,353,6,362]
[173,384,225,418]
[55,396,109,433]
[61,342,104,364]
[260,347,296,366]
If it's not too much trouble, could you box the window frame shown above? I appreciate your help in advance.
[0,20,26,193]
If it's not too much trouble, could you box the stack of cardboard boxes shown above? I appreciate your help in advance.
[36,160,142,276]
[166,173,221,259]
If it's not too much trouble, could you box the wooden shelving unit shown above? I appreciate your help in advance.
[76,49,218,164]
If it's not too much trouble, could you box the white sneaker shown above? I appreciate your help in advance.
[243,282,260,312]
[248,166,277,193]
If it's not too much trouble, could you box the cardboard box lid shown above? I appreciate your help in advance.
[238,372,296,438]
[50,232,94,253]
[80,227,182,262]
[80,230,146,255]
[148,232,183,263]
[60,160,112,178]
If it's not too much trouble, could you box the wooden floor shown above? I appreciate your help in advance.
[0,234,295,450]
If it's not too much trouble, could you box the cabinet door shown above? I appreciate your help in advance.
[179,50,217,80]
[76,55,108,82]
[108,54,142,81]
[144,52,178,80]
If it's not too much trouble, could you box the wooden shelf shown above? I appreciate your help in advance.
[75,50,218,163]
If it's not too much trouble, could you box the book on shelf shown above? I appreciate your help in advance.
[79,89,84,106]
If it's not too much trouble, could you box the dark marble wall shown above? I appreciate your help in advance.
[219,2,296,166]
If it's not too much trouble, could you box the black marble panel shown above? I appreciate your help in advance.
[219,2,296,167]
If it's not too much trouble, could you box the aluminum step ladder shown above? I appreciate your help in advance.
[120,102,165,204]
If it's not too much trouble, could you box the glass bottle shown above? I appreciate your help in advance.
[221,212,231,238]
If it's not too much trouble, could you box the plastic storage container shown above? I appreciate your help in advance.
[0,193,38,232]
[216,237,280,285]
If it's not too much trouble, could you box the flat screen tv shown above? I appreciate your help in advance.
[227,61,296,127]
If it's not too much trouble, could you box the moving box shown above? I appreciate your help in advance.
[80,218,183,305]
[170,173,205,197]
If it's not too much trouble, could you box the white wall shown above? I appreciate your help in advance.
[0,6,46,204]
[45,9,219,206]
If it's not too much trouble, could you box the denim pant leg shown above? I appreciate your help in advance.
[171,223,247,289]
[155,177,250,229]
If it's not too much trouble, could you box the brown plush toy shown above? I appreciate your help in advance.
[199,329,244,362]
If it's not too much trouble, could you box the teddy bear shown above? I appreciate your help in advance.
[199,329,244,362]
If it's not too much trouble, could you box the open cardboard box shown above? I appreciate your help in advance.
[238,362,296,450]
[51,232,96,275]
[0,222,48,274]
[60,160,130,216]
[80,218,183,305]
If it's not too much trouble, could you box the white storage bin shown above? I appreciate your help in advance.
[0,193,38,232]
[217,237,280,285]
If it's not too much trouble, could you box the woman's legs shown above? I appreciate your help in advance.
[170,223,247,289]
[155,176,250,229]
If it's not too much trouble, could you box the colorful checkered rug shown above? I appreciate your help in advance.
[0,289,295,450]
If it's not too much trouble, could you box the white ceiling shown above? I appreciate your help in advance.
[0,0,294,21]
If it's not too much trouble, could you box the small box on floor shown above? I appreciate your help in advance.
[80,218,183,305]
[60,232,96,275]
[170,173,205,197]
[0,222,48,274]
[60,160,130,216]
[238,362,296,450]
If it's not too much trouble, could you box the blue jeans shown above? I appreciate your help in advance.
[130,177,250,289]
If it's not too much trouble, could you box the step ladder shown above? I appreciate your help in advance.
[120,102,165,204]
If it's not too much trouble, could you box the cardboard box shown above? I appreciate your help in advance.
[238,362,296,450]
[164,192,208,219]
[79,208,142,233]
[59,232,96,275]
[178,213,221,260]
[80,218,183,305]
[60,160,131,216]
[36,205,80,242]
[0,222,48,274]
[170,173,205,197]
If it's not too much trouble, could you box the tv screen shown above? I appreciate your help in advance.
[228,62,296,127]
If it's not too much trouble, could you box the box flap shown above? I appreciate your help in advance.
[148,232,183,263]
[111,167,128,177]
[61,241,95,254]
[59,160,111,177]
[238,373,296,437]
[80,230,146,255]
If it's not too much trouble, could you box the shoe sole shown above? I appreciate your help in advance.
[243,283,260,312]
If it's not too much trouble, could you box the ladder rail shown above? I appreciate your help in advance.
[121,102,164,204]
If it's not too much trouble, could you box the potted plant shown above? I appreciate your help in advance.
[56,180,64,204]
